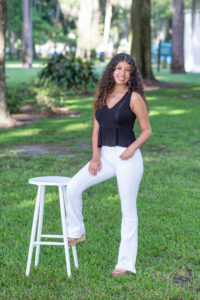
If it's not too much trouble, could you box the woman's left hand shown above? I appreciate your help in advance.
[119,145,136,160]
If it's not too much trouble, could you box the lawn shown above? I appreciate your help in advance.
[0,62,200,299]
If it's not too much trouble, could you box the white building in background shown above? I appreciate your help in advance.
[184,9,200,72]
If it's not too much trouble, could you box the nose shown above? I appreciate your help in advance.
[120,68,126,76]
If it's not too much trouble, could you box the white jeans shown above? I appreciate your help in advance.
[66,146,143,273]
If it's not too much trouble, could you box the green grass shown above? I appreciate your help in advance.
[0,64,200,299]
[153,66,200,86]
[5,60,44,89]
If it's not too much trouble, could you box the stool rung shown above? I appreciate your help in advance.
[41,234,63,239]
[34,241,65,246]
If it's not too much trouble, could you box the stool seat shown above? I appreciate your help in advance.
[26,176,78,277]
[29,176,71,186]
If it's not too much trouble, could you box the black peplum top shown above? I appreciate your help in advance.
[95,92,136,147]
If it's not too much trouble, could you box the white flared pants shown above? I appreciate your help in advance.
[66,146,143,273]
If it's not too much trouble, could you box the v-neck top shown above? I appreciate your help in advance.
[95,92,136,147]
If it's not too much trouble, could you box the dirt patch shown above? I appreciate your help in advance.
[0,107,80,129]
[3,143,91,158]
[4,144,74,157]
[173,269,192,287]
[190,98,200,103]
[142,145,172,153]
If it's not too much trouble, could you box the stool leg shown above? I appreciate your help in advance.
[59,186,71,277]
[35,185,45,267]
[72,246,79,268]
[63,185,68,208]
[63,186,79,269]
[63,185,69,236]
[26,185,42,276]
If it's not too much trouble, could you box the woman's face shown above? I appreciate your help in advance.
[113,61,131,86]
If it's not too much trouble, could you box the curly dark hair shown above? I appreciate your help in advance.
[93,53,148,113]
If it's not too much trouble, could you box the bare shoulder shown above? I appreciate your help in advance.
[130,92,147,113]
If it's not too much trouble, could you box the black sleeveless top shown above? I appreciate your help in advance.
[95,92,136,147]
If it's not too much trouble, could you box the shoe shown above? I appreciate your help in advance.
[112,269,131,277]
[68,233,86,246]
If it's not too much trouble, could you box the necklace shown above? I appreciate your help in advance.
[110,90,128,99]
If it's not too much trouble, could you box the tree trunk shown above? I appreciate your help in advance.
[55,0,60,28]
[9,30,15,60]
[76,0,100,58]
[22,0,33,68]
[171,0,185,73]
[103,0,112,56]
[0,0,13,126]
[130,0,154,80]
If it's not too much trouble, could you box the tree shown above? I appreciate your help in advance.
[171,0,185,73]
[103,0,112,55]
[22,0,33,68]
[130,0,154,80]
[110,2,131,55]
[191,0,200,32]
[7,0,22,60]
[0,0,13,126]
[151,0,172,42]
[76,0,101,58]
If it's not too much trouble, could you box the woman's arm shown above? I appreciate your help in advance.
[120,92,152,160]
[88,118,102,175]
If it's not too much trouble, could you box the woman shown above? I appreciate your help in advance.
[66,53,152,276]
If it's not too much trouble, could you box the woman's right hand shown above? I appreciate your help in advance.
[88,157,102,176]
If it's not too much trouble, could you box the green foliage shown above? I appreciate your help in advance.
[6,82,65,113]
[5,60,97,113]
[151,0,172,21]
[7,0,22,34]
[6,0,77,58]
[151,0,193,42]
[39,53,99,92]
[111,6,130,45]
[32,9,54,45]
[7,85,31,113]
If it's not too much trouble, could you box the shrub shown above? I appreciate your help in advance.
[7,84,36,113]
[39,53,98,92]
[7,81,69,113]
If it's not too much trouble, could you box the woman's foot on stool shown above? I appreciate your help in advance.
[68,233,86,246]
[112,268,131,277]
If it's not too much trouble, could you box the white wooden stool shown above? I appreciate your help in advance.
[26,176,78,277]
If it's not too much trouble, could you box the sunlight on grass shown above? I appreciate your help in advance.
[150,106,190,117]
[0,128,40,138]
[16,195,55,209]
[67,97,93,104]
[143,156,153,162]
[6,62,45,68]
[147,96,158,101]
[192,86,200,91]
[63,123,91,131]
[167,109,190,115]
[154,70,200,85]
[149,110,161,116]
